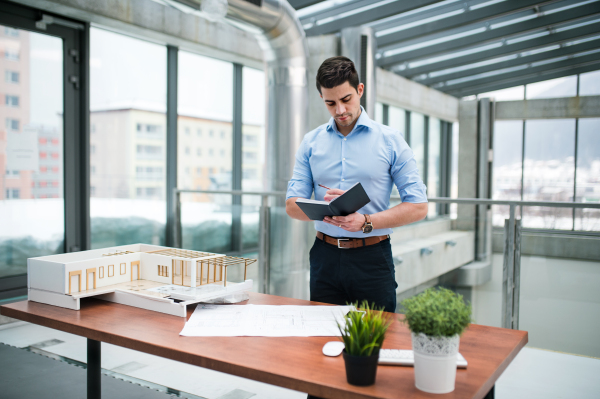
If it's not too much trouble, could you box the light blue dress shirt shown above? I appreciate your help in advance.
[286,107,428,238]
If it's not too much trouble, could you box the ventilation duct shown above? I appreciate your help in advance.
[205,0,310,298]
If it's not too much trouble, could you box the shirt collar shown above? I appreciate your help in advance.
[326,106,374,135]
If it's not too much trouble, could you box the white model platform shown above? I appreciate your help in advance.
[27,243,256,317]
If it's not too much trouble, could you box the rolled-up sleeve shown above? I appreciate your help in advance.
[286,139,314,200]
[389,134,428,204]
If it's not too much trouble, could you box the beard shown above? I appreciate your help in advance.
[335,113,355,127]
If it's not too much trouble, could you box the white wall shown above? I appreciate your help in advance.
[377,68,459,123]
[64,252,142,293]
[140,253,173,285]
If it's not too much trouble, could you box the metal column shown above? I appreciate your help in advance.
[258,195,271,294]
[87,338,101,399]
[166,45,178,247]
[502,205,522,330]
[231,63,243,252]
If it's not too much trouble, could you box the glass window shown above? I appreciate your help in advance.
[178,51,233,253]
[388,106,405,138]
[450,122,459,219]
[5,95,19,107]
[374,102,384,124]
[241,67,266,250]
[575,118,600,231]
[579,70,600,96]
[428,118,440,217]
[0,27,64,278]
[242,66,265,192]
[526,75,577,99]
[5,70,20,83]
[410,112,425,182]
[492,120,523,227]
[90,27,167,248]
[522,119,575,230]
[478,85,524,101]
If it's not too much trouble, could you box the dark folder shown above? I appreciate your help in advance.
[296,182,371,221]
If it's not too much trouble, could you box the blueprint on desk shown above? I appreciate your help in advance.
[179,304,352,337]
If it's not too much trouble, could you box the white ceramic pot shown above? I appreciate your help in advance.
[411,332,460,394]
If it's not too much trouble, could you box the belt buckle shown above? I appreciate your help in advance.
[337,238,349,249]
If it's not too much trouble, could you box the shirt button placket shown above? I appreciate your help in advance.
[341,136,346,186]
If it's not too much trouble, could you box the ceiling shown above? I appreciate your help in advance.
[292,0,600,97]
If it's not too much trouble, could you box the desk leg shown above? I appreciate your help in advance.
[484,385,495,399]
[87,339,101,399]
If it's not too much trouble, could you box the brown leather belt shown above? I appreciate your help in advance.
[316,231,389,249]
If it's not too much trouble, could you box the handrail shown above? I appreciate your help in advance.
[176,188,286,196]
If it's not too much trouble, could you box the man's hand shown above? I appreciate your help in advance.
[323,213,365,232]
[324,188,345,202]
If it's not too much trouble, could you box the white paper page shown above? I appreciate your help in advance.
[180,304,352,337]
[296,198,329,205]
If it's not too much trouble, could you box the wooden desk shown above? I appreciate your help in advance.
[1,293,527,399]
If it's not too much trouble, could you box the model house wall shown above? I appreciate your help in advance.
[27,243,255,317]
[28,244,169,294]
[140,252,173,285]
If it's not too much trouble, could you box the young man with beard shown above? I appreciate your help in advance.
[286,55,428,315]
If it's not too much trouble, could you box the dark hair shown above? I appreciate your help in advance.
[316,56,359,94]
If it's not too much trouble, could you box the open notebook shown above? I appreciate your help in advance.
[296,182,370,220]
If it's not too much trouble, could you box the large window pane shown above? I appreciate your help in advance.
[90,28,166,248]
[242,67,265,192]
[388,106,405,138]
[579,70,600,96]
[410,112,425,182]
[178,51,233,252]
[526,75,577,99]
[450,122,459,219]
[492,120,523,227]
[575,118,600,231]
[242,66,265,249]
[374,102,383,124]
[0,27,64,278]
[478,85,524,101]
[522,119,575,229]
[427,117,440,217]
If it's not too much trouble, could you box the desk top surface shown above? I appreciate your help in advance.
[1,293,527,399]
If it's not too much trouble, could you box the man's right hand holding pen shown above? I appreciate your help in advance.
[318,184,345,202]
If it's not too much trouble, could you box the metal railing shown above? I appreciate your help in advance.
[173,188,600,330]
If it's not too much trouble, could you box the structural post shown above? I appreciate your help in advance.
[502,205,521,329]
[231,63,243,252]
[258,195,270,294]
[173,190,182,249]
[87,338,101,399]
[166,45,178,247]
[476,98,492,261]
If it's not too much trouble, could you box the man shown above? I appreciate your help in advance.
[285,56,428,314]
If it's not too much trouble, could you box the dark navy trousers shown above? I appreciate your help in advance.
[309,235,398,313]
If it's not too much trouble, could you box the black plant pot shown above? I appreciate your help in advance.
[342,349,380,386]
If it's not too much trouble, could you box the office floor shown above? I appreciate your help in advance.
[0,320,599,399]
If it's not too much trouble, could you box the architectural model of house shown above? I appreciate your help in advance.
[27,243,257,317]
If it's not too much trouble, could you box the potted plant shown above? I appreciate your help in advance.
[338,301,392,386]
[400,287,472,394]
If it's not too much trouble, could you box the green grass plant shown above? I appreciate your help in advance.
[338,301,392,357]
[400,287,472,337]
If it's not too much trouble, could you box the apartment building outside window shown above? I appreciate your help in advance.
[5,118,19,131]
[5,95,19,107]
[5,50,19,61]
[5,189,20,199]
[5,70,19,83]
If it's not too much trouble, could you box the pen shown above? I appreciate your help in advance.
[318,184,332,190]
